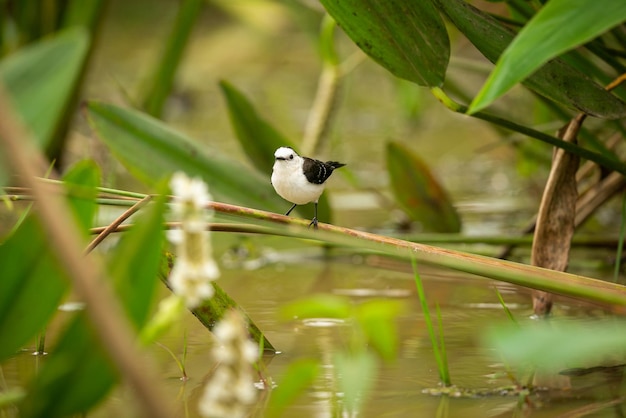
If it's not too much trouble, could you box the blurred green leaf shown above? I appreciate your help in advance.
[0,217,68,361]
[386,141,461,233]
[219,80,333,222]
[21,314,117,418]
[470,0,626,113]
[87,101,285,212]
[266,359,320,418]
[109,191,166,329]
[281,294,352,320]
[356,300,403,362]
[142,0,203,117]
[435,0,626,119]
[62,160,101,233]
[0,163,98,361]
[0,27,90,149]
[319,0,449,87]
[334,350,377,414]
[486,319,626,371]
[220,80,293,174]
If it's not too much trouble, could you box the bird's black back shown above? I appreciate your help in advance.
[302,157,346,184]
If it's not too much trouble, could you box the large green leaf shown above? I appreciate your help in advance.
[219,80,333,222]
[109,191,166,329]
[0,162,99,361]
[470,0,626,113]
[434,0,626,119]
[0,217,68,361]
[319,0,449,87]
[386,141,461,233]
[219,80,293,174]
[0,27,89,149]
[87,101,285,212]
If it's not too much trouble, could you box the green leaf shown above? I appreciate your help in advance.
[280,294,352,320]
[62,160,101,232]
[386,141,461,233]
[0,164,98,361]
[219,80,293,174]
[109,191,166,329]
[0,27,89,149]
[470,0,626,113]
[334,350,377,414]
[266,359,320,418]
[219,80,333,223]
[486,319,626,371]
[0,217,68,361]
[434,0,626,119]
[319,0,449,87]
[20,314,118,418]
[86,101,285,212]
[356,300,403,362]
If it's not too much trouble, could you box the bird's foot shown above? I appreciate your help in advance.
[308,217,319,229]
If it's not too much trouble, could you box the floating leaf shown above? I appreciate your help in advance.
[386,141,461,232]
[434,0,626,119]
[319,0,449,87]
[470,0,626,113]
[87,101,285,212]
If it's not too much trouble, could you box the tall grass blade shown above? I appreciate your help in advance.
[411,257,451,386]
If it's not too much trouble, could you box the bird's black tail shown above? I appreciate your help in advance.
[326,161,346,170]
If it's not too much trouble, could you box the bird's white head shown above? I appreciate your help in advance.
[273,147,301,170]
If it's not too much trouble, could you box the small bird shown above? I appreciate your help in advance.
[271,146,345,228]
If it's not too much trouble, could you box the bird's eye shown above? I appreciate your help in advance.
[289,154,294,160]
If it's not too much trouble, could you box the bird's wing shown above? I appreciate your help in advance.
[302,157,334,184]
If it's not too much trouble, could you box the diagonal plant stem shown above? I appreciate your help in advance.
[430,86,626,176]
[85,194,152,253]
[0,87,174,418]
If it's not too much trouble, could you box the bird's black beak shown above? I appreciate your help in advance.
[276,157,286,161]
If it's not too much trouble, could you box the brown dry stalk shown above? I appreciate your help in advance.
[85,195,152,254]
[0,87,173,418]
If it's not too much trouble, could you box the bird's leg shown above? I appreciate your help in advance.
[285,203,297,216]
[309,201,319,229]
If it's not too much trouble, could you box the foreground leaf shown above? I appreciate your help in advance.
[319,0,449,87]
[0,163,98,361]
[0,27,89,150]
[434,0,626,118]
[471,0,626,113]
[87,101,285,212]
[266,359,320,418]
[334,350,377,415]
[386,141,461,232]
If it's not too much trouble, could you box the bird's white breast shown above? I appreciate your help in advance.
[272,158,325,205]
